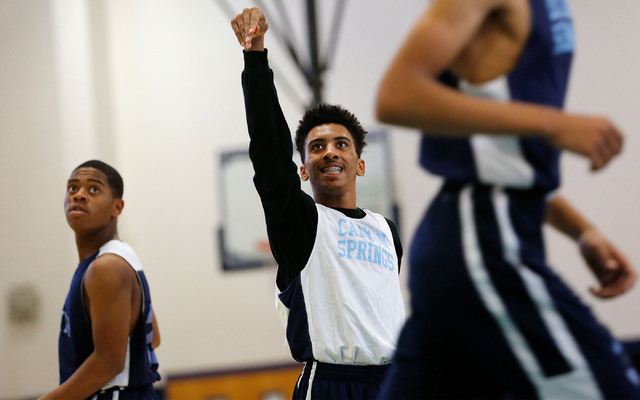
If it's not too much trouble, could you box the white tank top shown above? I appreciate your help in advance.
[277,204,405,365]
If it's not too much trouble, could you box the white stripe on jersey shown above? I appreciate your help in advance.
[460,77,536,188]
[96,240,140,390]
[98,240,143,272]
[459,185,602,398]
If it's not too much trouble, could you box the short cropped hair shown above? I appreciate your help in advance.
[73,160,124,199]
[294,103,367,163]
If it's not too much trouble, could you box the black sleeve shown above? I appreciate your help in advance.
[385,218,403,273]
[241,50,317,291]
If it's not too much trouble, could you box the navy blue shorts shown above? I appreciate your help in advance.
[92,384,158,400]
[379,182,640,399]
[293,361,390,399]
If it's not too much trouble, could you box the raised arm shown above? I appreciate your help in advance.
[234,7,309,220]
[375,0,622,171]
[546,194,636,299]
[232,7,318,290]
[39,255,138,400]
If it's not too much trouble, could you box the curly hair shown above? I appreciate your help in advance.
[294,103,367,162]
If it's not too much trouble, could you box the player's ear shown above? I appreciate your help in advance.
[112,199,124,218]
[356,158,365,177]
[300,165,309,181]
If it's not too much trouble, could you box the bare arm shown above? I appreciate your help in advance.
[546,195,636,298]
[376,0,622,171]
[39,255,137,400]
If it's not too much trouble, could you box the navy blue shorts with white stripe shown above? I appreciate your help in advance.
[379,182,640,399]
[293,361,390,400]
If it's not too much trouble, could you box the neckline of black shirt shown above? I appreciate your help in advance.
[331,207,366,219]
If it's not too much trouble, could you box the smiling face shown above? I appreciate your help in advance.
[299,123,365,208]
[64,167,123,235]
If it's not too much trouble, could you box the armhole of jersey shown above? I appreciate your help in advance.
[137,272,145,315]
[80,274,90,323]
[276,194,319,291]
[384,217,402,273]
[92,251,147,320]
[114,254,146,316]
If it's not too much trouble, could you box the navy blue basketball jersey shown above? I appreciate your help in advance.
[379,1,640,398]
[419,0,574,191]
[59,240,160,390]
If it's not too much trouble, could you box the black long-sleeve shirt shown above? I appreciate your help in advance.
[241,50,402,292]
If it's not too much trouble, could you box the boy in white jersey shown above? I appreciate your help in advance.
[231,7,405,399]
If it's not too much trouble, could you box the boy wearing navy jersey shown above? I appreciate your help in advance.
[40,160,160,400]
[375,0,640,398]
[231,8,405,399]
